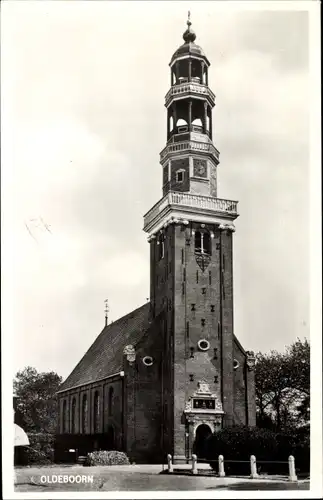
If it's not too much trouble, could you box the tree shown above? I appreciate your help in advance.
[285,339,310,423]
[13,366,62,434]
[255,338,310,431]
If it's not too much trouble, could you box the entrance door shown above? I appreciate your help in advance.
[193,424,212,459]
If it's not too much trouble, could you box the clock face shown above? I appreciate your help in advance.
[193,159,207,178]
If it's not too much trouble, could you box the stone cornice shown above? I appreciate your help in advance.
[146,214,236,241]
[143,192,238,236]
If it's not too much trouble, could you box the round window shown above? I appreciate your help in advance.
[233,359,240,370]
[197,339,210,351]
[143,356,154,366]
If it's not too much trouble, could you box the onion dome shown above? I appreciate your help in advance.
[170,12,209,64]
[183,15,196,43]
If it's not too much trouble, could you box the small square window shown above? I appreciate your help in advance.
[176,171,184,183]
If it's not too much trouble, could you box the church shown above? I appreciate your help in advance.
[55,16,256,464]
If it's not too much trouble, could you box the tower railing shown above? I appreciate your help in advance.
[165,82,215,103]
[160,140,220,162]
[144,191,238,229]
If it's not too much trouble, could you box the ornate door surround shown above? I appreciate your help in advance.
[184,380,224,457]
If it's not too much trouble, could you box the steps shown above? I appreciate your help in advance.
[77,456,87,466]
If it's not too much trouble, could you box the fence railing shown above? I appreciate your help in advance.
[165,82,215,104]
[160,140,220,162]
[143,191,238,230]
[166,454,298,482]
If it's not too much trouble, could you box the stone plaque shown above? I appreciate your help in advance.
[193,398,216,410]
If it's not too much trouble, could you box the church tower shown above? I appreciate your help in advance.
[55,14,256,466]
[143,15,254,464]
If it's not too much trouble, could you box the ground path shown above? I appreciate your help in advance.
[15,464,310,492]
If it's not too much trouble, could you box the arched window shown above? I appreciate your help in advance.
[192,118,203,133]
[195,231,202,253]
[176,118,188,133]
[195,231,211,255]
[93,391,100,433]
[176,118,187,126]
[203,232,211,254]
[62,399,67,433]
[192,118,202,127]
[82,394,88,434]
[71,397,76,434]
[157,234,165,261]
[108,387,114,416]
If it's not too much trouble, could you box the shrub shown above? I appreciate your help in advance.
[276,427,310,474]
[15,433,54,466]
[84,450,130,467]
[204,426,309,475]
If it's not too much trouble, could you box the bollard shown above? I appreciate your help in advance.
[167,454,173,473]
[192,454,198,475]
[250,455,258,479]
[288,455,297,482]
[218,455,225,477]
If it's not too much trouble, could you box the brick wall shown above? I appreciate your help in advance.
[220,229,234,426]
[149,225,175,456]
[124,323,164,463]
[246,363,256,426]
[56,374,123,458]
[233,340,247,425]
[149,222,238,461]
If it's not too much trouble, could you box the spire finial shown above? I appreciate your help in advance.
[104,299,109,326]
[183,10,196,43]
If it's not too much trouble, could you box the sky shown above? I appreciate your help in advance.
[2,1,313,380]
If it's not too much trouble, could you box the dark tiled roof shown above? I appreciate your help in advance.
[59,303,150,392]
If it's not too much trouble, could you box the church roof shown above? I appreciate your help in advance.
[59,303,150,392]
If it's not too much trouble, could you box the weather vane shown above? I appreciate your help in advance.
[104,299,109,326]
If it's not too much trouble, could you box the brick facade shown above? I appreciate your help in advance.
[56,375,124,459]
[56,272,255,463]
[55,18,256,464]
